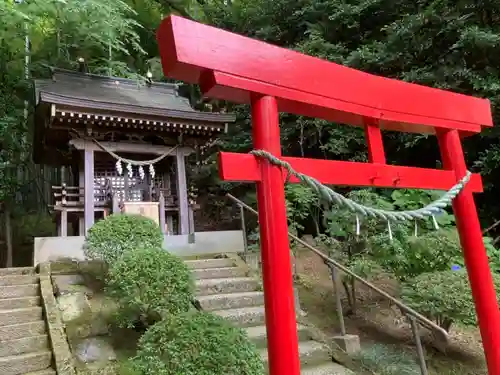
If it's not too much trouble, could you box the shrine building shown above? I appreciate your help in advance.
[31,68,244,262]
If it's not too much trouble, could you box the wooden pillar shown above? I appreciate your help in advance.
[60,210,68,237]
[159,191,166,235]
[188,205,195,234]
[165,172,174,235]
[78,166,85,235]
[112,192,120,214]
[84,142,95,234]
[175,148,189,235]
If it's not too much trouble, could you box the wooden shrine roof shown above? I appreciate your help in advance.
[32,68,236,165]
[34,69,236,125]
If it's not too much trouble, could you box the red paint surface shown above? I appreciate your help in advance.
[199,70,484,135]
[251,96,301,375]
[437,130,500,375]
[157,16,492,135]
[218,152,484,192]
[364,119,386,164]
[156,15,500,375]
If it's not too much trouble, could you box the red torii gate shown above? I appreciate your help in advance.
[157,15,500,375]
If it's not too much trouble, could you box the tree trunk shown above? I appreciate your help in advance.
[5,209,12,268]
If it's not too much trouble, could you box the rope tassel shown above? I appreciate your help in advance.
[127,163,133,178]
[115,160,123,176]
[355,215,361,238]
[432,215,439,230]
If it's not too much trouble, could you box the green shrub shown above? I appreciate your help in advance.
[84,214,163,264]
[105,246,194,328]
[401,269,500,331]
[129,311,265,375]
[370,229,462,280]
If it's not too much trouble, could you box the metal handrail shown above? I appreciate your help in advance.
[227,193,449,375]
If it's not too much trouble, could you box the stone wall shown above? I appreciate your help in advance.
[48,259,120,375]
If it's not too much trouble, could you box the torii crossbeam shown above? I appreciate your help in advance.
[157,15,500,375]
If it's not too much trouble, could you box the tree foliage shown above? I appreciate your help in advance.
[199,0,500,235]
[3,0,500,331]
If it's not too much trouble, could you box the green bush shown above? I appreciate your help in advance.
[370,229,462,280]
[128,311,265,375]
[401,269,500,331]
[84,214,163,264]
[105,246,194,328]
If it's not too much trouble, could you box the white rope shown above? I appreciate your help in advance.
[92,138,178,166]
[250,149,471,222]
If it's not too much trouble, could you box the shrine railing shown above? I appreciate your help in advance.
[227,193,448,375]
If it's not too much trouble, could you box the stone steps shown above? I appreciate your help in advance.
[0,297,40,311]
[197,291,265,311]
[213,306,266,326]
[189,256,353,375]
[193,266,247,280]
[195,277,259,296]
[185,258,235,269]
[0,351,52,375]
[0,322,46,341]
[0,285,39,299]
[0,308,43,327]
[0,335,49,357]
[0,268,54,375]
[245,324,311,348]
[0,268,35,277]
[260,341,331,370]
[0,276,39,287]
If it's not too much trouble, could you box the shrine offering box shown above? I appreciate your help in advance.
[121,202,160,225]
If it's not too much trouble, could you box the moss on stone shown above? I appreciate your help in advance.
[50,258,81,275]
[39,272,77,375]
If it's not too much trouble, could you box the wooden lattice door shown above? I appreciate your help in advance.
[94,160,163,202]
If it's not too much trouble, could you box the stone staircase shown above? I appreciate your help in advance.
[0,267,54,375]
[187,257,353,375]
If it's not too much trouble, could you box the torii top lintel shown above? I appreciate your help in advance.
[157,15,492,136]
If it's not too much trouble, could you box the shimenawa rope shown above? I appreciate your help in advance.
[250,149,470,222]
